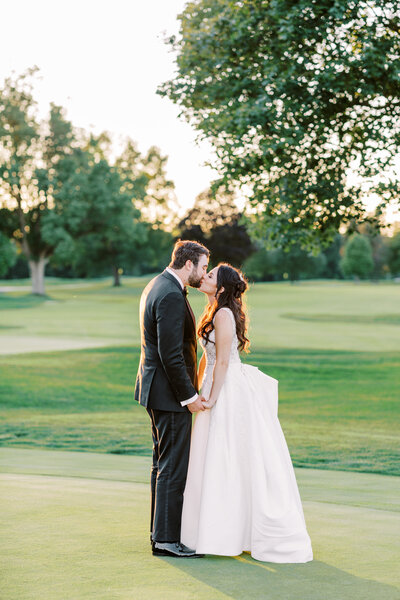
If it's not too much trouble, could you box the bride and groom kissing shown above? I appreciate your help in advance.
[135,240,313,563]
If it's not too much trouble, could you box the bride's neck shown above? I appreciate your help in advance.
[207,294,216,306]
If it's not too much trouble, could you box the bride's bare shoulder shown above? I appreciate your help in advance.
[214,308,233,328]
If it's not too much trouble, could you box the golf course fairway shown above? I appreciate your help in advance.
[1,448,399,600]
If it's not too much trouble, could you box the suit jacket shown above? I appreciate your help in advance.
[134,270,198,412]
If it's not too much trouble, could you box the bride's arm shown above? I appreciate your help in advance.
[198,352,206,389]
[202,310,233,408]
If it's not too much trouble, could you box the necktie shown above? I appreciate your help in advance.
[182,287,195,328]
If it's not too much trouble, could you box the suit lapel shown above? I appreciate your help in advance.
[184,296,196,331]
[162,270,196,332]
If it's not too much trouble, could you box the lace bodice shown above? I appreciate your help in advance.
[200,307,241,366]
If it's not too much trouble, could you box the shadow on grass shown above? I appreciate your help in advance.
[0,293,49,310]
[161,554,399,600]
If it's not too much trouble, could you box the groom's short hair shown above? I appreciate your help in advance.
[170,240,209,269]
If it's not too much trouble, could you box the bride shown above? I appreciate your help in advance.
[181,263,313,563]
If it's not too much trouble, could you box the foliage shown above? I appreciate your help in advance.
[0,69,177,290]
[387,229,400,276]
[133,225,175,274]
[115,140,178,228]
[0,68,71,272]
[0,232,17,276]
[41,150,147,285]
[358,221,391,279]
[160,0,400,248]
[243,242,327,282]
[178,187,256,266]
[341,233,374,279]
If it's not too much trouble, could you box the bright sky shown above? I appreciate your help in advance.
[1,0,399,225]
[0,0,216,214]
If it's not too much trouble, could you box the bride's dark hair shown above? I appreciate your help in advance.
[197,263,250,352]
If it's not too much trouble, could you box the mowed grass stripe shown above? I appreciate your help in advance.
[0,345,399,475]
[1,448,399,513]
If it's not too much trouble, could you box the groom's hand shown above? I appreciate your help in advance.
[187,397,206,413]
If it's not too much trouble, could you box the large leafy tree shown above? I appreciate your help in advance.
[0,68,74,294]
[0,69,177,293]
[42,150,146,286]
[160,0,400,249]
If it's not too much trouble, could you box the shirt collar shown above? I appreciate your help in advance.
[166,267,185,290]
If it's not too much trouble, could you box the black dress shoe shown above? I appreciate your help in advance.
[152,541,203,558]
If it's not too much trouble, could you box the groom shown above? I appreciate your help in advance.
[135,240,209,558]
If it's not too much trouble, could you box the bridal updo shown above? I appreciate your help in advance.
[198,263,250,352]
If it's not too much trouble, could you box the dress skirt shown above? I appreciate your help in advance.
[181,362,313,563]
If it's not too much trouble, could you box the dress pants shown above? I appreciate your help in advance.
[146,408,192,543]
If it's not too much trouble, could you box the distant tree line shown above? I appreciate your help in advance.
[176,188,400,282]
[2,167,400,285]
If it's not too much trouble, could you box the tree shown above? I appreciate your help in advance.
[320,234,344,279]
[278,245,327,282]
[134,225,175,275]
[178,187,256,266]
[0,232,16,277]
[387,228,400,277]
[0,68,75,294]
[341,233,374,279]
[357,222,391,280]
[160,0,400,249]
[115,141,178,229]
[242,245,281,281]
[0,69,177,292]
[42,150,146,286]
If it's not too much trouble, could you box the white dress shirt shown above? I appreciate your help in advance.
[165,267,198,407]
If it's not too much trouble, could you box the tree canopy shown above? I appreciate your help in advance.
[160,0,400,249]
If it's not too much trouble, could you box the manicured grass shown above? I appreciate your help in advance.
[1,449,399,600]
[0,344,399,474]
[1,277,399,354]
[0,278,399,474]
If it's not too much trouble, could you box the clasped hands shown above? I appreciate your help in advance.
[188,395,216,413]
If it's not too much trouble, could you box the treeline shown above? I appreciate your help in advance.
[244,229,400,283]
[2,174,400,284]
[178,190,400,282]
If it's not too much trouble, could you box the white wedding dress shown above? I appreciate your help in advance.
[181,307,313,563]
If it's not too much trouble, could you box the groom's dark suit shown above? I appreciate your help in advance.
[135,269,198,542]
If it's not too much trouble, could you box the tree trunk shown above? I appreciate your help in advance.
[113,265,121,287]
[29,257,48,295]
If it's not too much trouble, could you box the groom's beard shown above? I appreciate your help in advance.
[188,269,202,288]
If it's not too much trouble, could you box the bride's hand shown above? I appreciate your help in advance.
[201,396,216,409]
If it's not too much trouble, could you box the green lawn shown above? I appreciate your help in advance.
[0,277,399,474]
[1,448,399,600]
[1,278,399,599]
